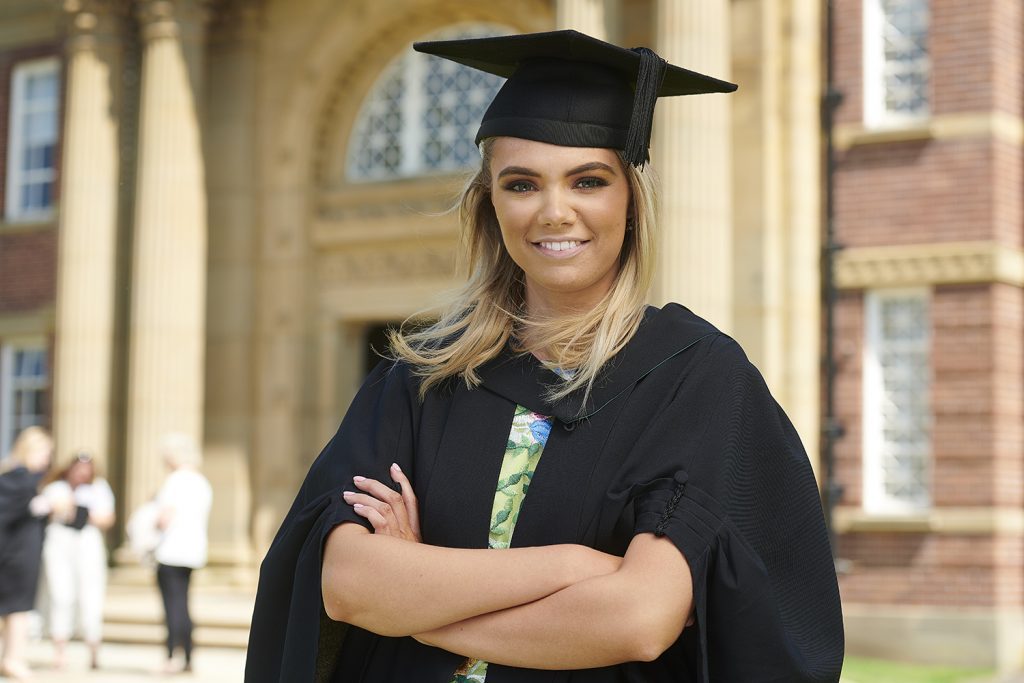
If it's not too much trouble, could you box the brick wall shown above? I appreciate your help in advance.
[0,228,57,312]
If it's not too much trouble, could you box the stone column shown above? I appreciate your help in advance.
[52,0,125,472]
[556,0,612,39]
[124,0,208,515]
[202,0,258,575]
[652,0,733,332]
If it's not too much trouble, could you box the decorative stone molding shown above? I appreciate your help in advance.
[835,242,1024,290]
[834,111,1024,150]
[60,0,129,52]
[317,245,455,285]
[135,0,208,43]
[833,505,1024,535]
[0,308,55,337]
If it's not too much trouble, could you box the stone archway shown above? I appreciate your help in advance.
[249,0,551,555]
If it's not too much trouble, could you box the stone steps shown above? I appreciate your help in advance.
[101,571,254,650]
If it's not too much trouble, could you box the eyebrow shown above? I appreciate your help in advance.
[496,161,619,179]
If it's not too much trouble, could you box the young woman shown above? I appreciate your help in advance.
[247,30,844,683]
[41,452,116,671]
[0,427,54,681]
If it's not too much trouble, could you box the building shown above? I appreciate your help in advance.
[11,0,1018,674]
[830,0,1024,672]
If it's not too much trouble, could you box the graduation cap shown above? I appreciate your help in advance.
[413,29,737,167]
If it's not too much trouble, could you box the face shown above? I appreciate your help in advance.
[23,441,52,473]
[66,460,94,488]
[489,137,631,315]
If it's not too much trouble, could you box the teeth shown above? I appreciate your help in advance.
[539,240,580,252]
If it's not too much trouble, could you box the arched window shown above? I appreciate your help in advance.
[347,24,511,182]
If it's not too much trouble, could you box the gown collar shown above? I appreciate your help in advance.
[477,303,718,424]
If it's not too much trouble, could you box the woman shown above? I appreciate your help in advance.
[153,433,212,674]
[41,451,115,671]
[248,30,844,682]
[0,427,54,681]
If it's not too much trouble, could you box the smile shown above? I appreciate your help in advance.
[534,240,588,256]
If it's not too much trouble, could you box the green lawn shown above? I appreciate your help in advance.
[842,656,993,683]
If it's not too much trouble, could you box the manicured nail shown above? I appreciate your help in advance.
[353,503,364,509]
[342,491,354,498]
[353,476,366,482]
[391,463,402,472]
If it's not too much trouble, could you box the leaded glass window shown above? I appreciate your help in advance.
[347,24,509,181]
[864,0,930,126]
[0,344,49,459]
[863,290,931,513]
[6,58,60,221]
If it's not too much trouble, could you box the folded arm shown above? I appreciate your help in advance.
[321,523,621,637]
[415,532,693,669]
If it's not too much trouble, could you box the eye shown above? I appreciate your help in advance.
[503,180,536,193]
[575,176,609,190]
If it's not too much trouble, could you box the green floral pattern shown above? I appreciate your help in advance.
[449,404,554,683]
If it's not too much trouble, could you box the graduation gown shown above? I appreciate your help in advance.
[0,466,45,616]
[245,304,844,682]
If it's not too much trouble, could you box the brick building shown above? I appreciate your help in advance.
[830,0,1024,671]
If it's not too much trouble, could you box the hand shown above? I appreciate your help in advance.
[343,463,421,542]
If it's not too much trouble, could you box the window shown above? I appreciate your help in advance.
[0,343,49,459]
[347,24,510,181]
[862,289,931,513]
[863,0,930,127]
[6,57,60,221]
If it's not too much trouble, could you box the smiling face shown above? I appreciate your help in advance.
[489,137,631,317]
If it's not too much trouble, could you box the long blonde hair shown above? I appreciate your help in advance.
[390,138,659,406]
[2,425,54,473]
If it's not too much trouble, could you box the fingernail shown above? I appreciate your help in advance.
[353,476,365,482]
[391,463,402,472]
[353,503,364,509]
[342,491,353,498]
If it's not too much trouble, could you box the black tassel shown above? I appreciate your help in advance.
[623,47,668,168]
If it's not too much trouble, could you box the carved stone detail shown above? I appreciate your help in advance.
[317,246,455,284]
[835,242,1024,289]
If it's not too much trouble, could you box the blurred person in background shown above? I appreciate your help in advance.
[0,427,55,681]
[153,432,212,674]
[41,451,115,671]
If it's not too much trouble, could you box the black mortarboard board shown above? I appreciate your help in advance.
[413,29,737,167]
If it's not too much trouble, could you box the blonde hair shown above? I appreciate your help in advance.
[159,432,203,469]
[390,138,658,407]
[3,426,53,472]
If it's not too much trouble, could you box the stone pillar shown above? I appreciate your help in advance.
[652,0,733,332]
[556,0,611,39]
[202,0,258,574]
[124,0,208,515]
[52,0,125,473]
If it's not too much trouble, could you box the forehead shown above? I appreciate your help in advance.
[489,137,623,171]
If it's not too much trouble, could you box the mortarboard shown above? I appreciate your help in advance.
[413,29,737,168]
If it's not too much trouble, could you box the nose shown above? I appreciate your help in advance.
[538,187,576,228]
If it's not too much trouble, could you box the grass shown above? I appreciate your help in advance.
[842,656,994,683]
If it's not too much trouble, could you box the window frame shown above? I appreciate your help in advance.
[862,0,930,129]
[5,56,60,223]
[862,287,933,515]
[346,23,511,182]
[0,339,49,460]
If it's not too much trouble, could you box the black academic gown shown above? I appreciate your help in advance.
[245,304,844,683]
[0,466,45,616]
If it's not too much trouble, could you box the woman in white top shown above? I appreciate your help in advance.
[154,433,212,674]
[41,451,115,671]
[40,450,114,671]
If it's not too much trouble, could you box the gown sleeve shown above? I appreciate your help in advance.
[244,360,420,683]
[631,337,844,682]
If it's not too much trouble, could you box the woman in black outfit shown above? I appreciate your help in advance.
[0,426,54,681]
